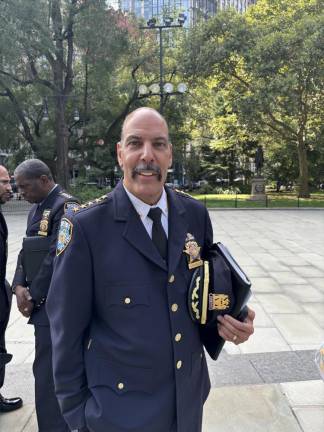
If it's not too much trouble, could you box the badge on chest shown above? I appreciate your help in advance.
[38,209,51,236]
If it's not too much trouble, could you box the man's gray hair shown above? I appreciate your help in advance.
[14,159,53,181]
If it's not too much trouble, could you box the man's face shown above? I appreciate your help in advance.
[15,175,47,204]
[117,110,172,205]
[0,167,12,205]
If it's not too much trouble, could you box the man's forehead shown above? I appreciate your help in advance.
[122,110,169,138]
[0,167,9,178]
[123,130,168,141]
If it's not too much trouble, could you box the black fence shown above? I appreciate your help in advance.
[199,194,324,208]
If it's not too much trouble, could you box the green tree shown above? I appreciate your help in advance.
[0,0,131,187]
[180,0,324,197]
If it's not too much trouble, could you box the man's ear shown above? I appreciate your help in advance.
[40,175,49,186]
[116,142,123,170]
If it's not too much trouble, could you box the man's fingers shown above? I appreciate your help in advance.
[217,324,239,344]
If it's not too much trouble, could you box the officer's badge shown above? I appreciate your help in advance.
[64,201,80,213]
[38,209,51,236]
[56,218,73,256]
[183,233,203,269]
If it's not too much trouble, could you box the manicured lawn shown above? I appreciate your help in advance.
[193,193,324,208]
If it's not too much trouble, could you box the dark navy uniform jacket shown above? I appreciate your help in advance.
[47,181,220,432]
[0,210,12,375]
[0,211,10,318]
[12,185,78,325]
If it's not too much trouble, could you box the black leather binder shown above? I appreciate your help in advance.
[22,236,51,284]
[209,242,252,359]
[0,352,12,368]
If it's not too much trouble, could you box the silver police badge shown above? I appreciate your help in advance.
[56,218,73,256]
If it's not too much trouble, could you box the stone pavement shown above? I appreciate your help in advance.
[0,209,323,432]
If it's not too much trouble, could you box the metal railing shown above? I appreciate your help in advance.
[1,198,32,213]
[200,194,324,208]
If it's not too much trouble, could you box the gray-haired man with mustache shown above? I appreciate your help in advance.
[47,107,255,432]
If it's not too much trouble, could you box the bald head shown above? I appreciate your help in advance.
[121,107,170,143]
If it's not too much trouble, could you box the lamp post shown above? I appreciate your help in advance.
[140,13,187,114]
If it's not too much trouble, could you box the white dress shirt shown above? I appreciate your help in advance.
[123,185,168,239]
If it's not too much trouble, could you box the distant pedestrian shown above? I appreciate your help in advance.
[0,165,23,413]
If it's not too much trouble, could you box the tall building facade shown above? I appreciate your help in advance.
[107,0,257,23]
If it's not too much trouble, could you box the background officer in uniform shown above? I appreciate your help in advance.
[47,108,255,432]
[12,159,78,431]
[0,165,23,412]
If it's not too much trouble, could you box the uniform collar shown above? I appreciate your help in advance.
[38,184,58,208]
[123,184,168,221]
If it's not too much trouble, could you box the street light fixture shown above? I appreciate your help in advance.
[138,82,187,98]
[140,13,187,114]
[42,96,81,123]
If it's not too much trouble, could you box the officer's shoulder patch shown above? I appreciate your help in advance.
[56,217,73,256]
[64,201,80,214]
[174,189,195,199]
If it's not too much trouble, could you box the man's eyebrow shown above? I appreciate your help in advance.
[125,135,141,142]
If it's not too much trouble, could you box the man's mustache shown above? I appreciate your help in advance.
[132,163,162,180]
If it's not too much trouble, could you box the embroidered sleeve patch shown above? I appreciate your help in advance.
[56,218,73,256]
[64,201,80,213]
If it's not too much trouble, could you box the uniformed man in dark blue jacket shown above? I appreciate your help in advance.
[0,165,23,412]
[47,108,255,432]
[12,159,79,431]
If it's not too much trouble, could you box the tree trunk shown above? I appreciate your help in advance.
[55,96,69,188]
[296,136,310,198]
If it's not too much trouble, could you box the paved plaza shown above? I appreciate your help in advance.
[0,208,323,431]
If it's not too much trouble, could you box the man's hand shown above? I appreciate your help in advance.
[217,306,255,345]
[15,285,34,318]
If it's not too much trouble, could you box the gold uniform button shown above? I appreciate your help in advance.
[175,333,182,342]
[171,303,178,312]
[176,360,182,370]
[117,382,124,390]
[169,275,175,283]
[124,297,131,305]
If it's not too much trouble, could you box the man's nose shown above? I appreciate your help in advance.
[141,141,154,162]
[6,183,12,192]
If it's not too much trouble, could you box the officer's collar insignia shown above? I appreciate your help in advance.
[64,201,80,213]
[183,233,203,269]
[56,218,73,256]
[38,209,51,237]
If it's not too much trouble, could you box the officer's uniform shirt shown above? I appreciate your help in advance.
[124,185,168,238]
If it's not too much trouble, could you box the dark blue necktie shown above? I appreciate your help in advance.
[148,207,168,261]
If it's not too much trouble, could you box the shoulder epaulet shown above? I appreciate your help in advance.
[73,194,110,214]
[174,189,195,199]
[59,191,74,199]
